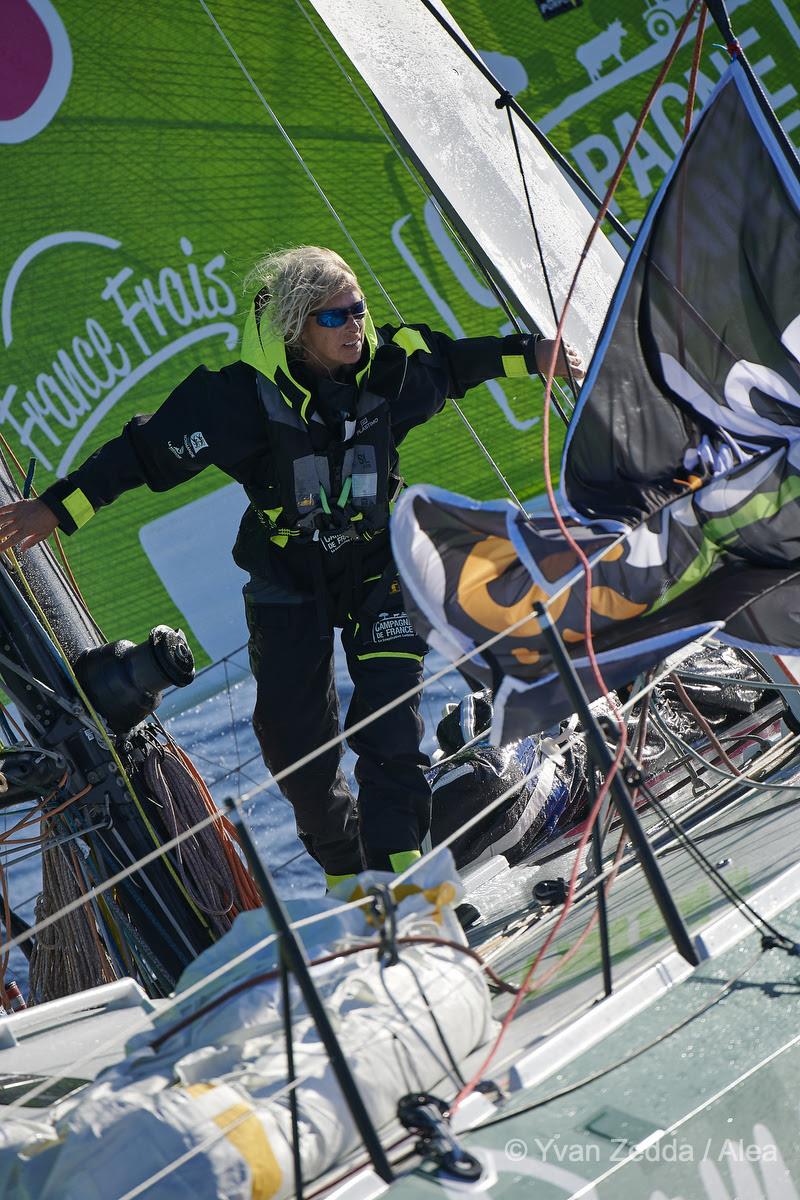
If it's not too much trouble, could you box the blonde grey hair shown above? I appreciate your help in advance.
[245,246,360,350]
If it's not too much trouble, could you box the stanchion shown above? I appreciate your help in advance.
[534,603,699,966]
[224,797,394,1183]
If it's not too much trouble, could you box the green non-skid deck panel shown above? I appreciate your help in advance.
[386,900,800,1196]
[480,755,800,1036]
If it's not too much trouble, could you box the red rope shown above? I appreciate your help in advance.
[452,0,703,1113]
[685,6,708,141]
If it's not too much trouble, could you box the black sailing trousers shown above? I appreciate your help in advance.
[246,588,431,876]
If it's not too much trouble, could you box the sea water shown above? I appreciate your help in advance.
[4,638,467,995]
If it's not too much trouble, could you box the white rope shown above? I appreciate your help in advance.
[0,519,696,965]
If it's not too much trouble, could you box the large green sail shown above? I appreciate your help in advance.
[2,0,798,664]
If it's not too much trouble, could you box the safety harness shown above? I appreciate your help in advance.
[239,300,411,628]
[240,301,402,548]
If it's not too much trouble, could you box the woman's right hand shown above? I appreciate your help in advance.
[0,499,60,555]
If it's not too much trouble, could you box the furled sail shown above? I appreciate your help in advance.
[308,0,622,362]
[392,59,800,742]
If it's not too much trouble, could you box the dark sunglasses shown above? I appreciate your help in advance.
[313,299,367,328]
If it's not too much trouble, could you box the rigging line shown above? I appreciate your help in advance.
[648,697,800,795]
[222,656,244,791]
[524,831,628,998]
[204,0,538,506]
[295,0,575,429]
[415,0,635,249]
[449,399,526,514]
[0,824,107,869]
[669,669,742,775]
[448,737,627,1111]
[0,647,92,714]
[684,4,708,140]
[684,788,800,847]
[196,0,402,323]
[499,99,581,408]
[473,945,766,1131]
[378,960,466,1092]
[674,6,708,366]
[637,776,797,950]
[113,1103,264,1200]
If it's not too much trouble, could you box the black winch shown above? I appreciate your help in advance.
[75,625,195,734]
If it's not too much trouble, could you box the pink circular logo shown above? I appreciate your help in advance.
[0,0,72,143]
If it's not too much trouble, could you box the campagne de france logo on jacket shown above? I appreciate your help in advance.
[372,611,416,643]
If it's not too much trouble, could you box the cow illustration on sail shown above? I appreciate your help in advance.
[575,20,629,82]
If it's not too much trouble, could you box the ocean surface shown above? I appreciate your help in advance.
[4,638,468,996]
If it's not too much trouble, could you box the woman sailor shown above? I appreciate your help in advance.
[0,246,582,887]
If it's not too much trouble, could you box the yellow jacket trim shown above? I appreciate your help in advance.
[62,488,95,529]
[389,849,422,873]
[501,353,530,378]
[392,326,429,357]
[356,651,424,663]
[241,299,379,411]
[325,871,357,890]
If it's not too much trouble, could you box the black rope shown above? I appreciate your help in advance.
[635,770,799,955]
[416,0,635,247]
[397,955,468,1092]
[497,97,580,415]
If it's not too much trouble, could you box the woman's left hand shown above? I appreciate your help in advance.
[535,337,586,383]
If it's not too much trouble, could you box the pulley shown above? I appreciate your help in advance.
[397,1092,483,1182]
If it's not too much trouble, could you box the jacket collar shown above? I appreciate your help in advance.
[240,300,378,423]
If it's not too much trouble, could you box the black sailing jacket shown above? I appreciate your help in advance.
[41,320,541,604]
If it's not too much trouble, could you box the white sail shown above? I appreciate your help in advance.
[308,0,623,359]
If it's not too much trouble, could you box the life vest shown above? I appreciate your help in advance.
[239,301,397,550]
